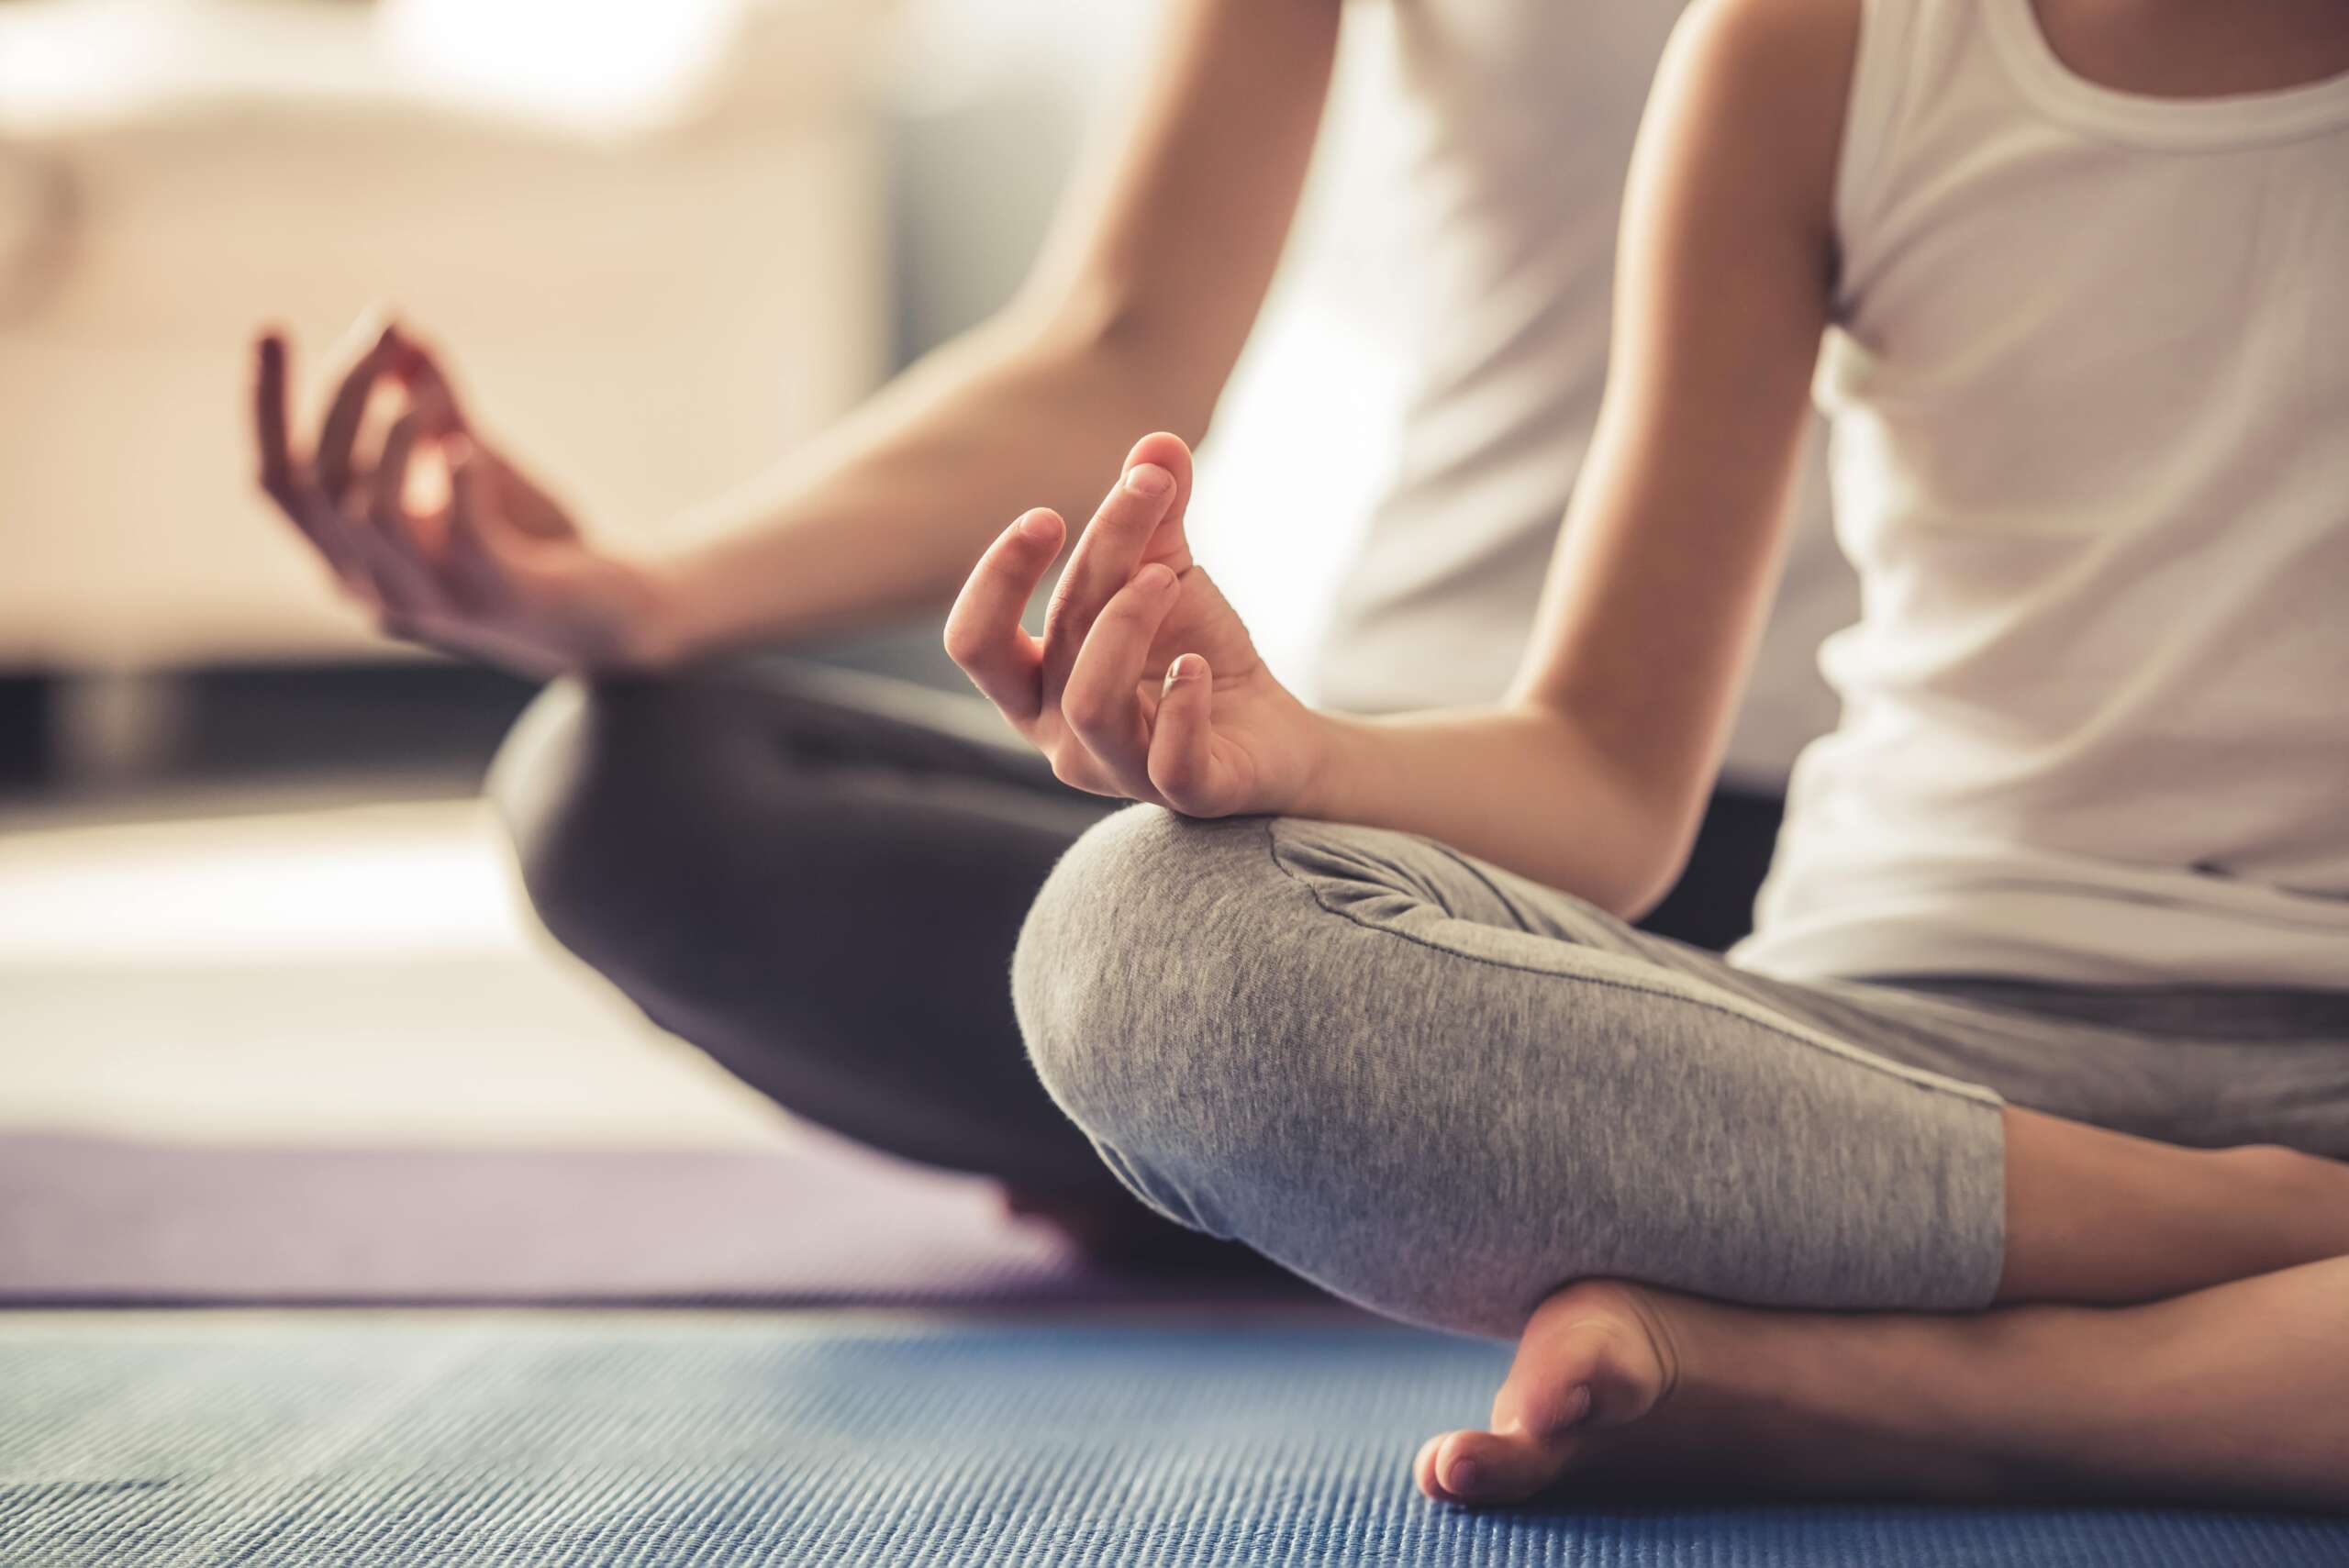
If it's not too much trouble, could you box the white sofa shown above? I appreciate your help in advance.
[0,0,889,673]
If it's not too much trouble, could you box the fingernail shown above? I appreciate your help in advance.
[1166,652,1203,682]
[1018,511,1058,542]
[1563,1385,1594,1427]
[1134,562,1176,594]
[1444,1457,1484,1496]
[1124,462,1173,497]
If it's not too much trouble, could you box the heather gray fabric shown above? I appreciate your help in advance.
[1014,807,2349,1339]
[488,661,1787,1209]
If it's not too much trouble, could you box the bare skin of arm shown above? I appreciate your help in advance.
[946,0,1834,917]
[957,0,2349,1512]
[1406,0,2349,1505]
[252,0,1340,676]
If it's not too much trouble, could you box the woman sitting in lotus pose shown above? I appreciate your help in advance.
[943,0,2349,1509]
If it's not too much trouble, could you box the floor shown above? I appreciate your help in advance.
[8,677,2346,1565]
[0,786,788,1152]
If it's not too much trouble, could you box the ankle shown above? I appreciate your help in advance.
[1664,1299,2018,1496]
[2001,1109,2344,1304]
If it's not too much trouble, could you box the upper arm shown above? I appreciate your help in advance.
[1513,0,1858,865]
[1013,0,1343,437]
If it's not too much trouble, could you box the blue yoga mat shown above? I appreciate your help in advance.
[3,1316,2340,1566]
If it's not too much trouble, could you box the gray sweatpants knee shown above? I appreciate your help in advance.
[1014,806,2009,1339]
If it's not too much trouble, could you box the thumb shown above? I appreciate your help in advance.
[1146,653,1224,815]
[439,442,511,606]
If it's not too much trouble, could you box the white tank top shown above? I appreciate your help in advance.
[1311,2,1853,790]
[1732,0,2349,985]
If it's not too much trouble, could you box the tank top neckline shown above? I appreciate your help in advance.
[1987,0,2349,150]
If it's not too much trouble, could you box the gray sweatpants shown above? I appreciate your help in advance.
[1014,807,2349,1339]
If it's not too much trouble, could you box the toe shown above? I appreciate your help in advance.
[1493,1284,1667,1441]
[1435,1428,1576,1506]
[1424,1281,1677,1507]
[1412,1434,1448,1500]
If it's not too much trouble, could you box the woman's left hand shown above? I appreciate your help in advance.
[944,432,1329,817]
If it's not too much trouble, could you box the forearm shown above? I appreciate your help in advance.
[1272,0,1854,914]
[629,0,1341,666]
[1295,706,1689,917]
[636,303,1208,663]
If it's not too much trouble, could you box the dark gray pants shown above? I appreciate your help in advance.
[485,662,1787,1212]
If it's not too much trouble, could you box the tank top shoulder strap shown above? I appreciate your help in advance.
[1831,0,1988,306]
[1835,0,1914,249]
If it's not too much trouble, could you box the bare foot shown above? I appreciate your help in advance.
[1414,1279,1687,1507]
[1413,1277,2004,1506]
[1421,1258,2349,1511]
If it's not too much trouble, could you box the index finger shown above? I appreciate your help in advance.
[944,508,1064,723]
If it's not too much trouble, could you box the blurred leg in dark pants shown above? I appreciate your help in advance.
[488,659,1782,1254]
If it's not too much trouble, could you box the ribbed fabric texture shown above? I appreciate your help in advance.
[4,1318,2342,1566]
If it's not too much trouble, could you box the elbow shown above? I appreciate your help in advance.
[1506,699,1711,922]
[1011,277,1223,448]
[1083,305,1224,449]
[1563,818,1689,926]
[1606,775,1740,924]
[1607,839,1696,926]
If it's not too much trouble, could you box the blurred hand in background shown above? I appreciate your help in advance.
[253,317,675,678]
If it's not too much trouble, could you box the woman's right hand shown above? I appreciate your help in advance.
[944,431,1331,817]
[251,317,678,677]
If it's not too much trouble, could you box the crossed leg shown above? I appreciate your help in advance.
[1012,806,2349,1511]
[1421,1124,2349,1508]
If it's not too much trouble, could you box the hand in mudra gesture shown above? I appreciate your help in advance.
[251,316,668,675]
[944,433,1327,817]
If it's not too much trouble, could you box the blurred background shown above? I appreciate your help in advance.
[0,0,1408,1175]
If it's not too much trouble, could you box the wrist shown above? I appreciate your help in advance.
[1283,706,1362,822]
[606,546,706,672]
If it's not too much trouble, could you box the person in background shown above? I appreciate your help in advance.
[949,0,2349,1511]
[250,2,1848,1259]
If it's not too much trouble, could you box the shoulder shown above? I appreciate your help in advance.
[1643,0,1865,232]
[1668,0,1864,85]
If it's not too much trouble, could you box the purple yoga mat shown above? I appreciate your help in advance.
[0,1131,1304,1308]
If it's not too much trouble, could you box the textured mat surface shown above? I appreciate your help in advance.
[4,1315,2342,1567]
[0,1132,1295,1307]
